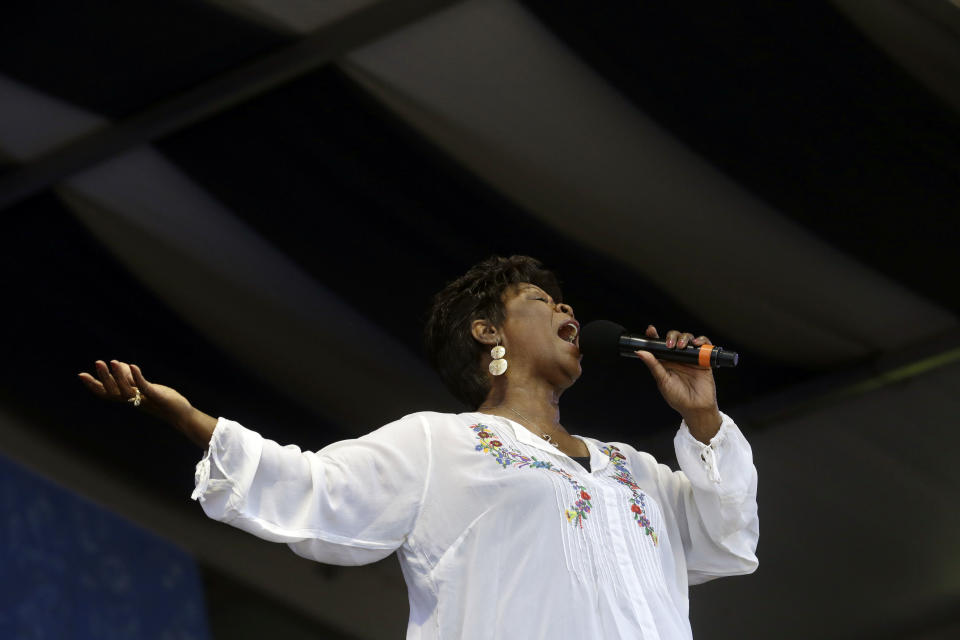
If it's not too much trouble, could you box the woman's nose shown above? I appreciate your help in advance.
[557,302,575,318]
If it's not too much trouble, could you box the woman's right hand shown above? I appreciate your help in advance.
[78,360,199,440]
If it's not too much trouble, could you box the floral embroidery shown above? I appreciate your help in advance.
[601,445,659,546]
[470,423,592,528]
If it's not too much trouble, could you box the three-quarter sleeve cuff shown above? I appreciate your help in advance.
[676,411,756,502]
[676,411,736,485]
[191,453,211,502]
[191,417,233,504]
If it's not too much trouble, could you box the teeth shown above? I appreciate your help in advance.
[561,323,578,343]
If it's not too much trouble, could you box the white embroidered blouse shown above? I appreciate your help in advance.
[192,411,758,639]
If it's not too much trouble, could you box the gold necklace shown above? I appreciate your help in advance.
[478,405,561,448]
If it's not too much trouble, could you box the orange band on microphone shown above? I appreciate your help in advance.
[698,344,714,367]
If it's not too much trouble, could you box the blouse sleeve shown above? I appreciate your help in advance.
[648,411,759,585]
[190,413,431,566]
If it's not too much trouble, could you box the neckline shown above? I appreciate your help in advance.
[467,412,595,465]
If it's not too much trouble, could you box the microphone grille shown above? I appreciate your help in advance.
[580,320,627,365]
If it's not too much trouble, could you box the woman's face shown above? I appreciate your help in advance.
[499,283,582,387]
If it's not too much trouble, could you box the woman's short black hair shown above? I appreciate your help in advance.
[424,255,562,408]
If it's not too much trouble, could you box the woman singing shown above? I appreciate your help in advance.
[79,255,758,639]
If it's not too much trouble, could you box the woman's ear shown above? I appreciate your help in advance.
[471,319,499,346]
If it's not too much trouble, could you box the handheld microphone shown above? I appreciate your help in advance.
[580,320,739,369]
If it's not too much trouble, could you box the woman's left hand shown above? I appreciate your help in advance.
[634,325,722,441]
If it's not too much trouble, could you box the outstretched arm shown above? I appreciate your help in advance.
[79,359,431,566]
[78,359,217,448]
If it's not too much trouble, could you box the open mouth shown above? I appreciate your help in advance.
[558,321,579,345]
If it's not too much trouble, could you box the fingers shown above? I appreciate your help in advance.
[110,360,137,398]
[81,360,142,402]
[650,325,710,349]
[77,372,106,397]
[663,330,700,349]
[664,330,693,348]
[95,360,121,396]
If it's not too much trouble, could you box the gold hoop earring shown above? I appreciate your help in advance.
[489,339,507,376]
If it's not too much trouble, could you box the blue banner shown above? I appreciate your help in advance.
[0,453,210,639]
